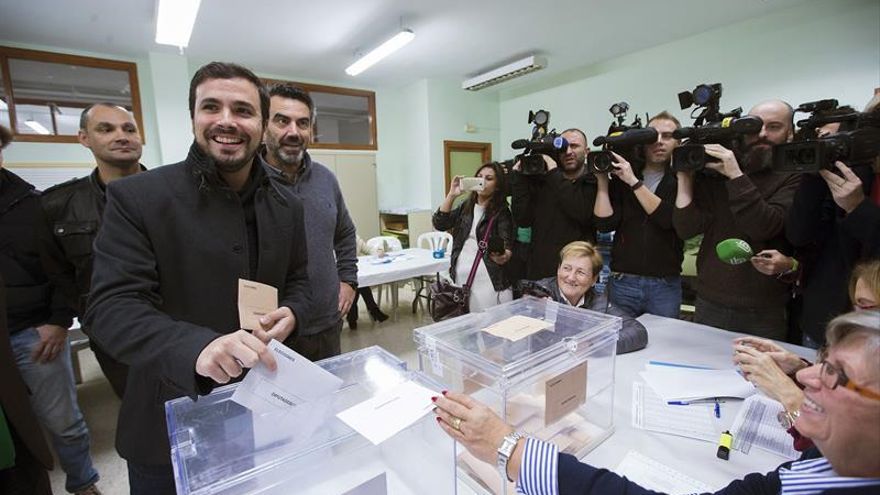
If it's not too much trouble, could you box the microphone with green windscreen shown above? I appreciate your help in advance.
[716,238,754,265]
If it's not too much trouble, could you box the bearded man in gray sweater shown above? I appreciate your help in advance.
[262,83,358,360]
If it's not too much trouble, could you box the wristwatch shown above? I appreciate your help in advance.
[497,431,526,482]
[777,409,800,429]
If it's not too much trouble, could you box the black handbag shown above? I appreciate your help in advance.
[429,210,499,321]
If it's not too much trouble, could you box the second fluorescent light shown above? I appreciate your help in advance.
[345,29,415,76]
[156,0,202,48]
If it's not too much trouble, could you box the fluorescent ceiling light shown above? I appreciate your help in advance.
[25,120,51,135]
[155,0,202,48]
[462,55,547,91]
[345,29,415,76]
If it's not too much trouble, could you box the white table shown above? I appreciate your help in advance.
[581,314,815,490]
[357,248,450,317]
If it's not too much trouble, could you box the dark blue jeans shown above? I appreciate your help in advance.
[127,461,176,495]
[608,273,682,318]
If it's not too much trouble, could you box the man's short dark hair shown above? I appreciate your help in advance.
[79,102,130,131]
[268,83,316,121]
[0,124,12,149]
[561,128,588,144]
[188,62,269,123]
[648,111,681,129]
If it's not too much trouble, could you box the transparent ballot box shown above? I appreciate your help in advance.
[166,346,456,495]
[414,297,620,495]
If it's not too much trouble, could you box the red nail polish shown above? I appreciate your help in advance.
[436,417,442,422]
[442,390,448,395]
[431,396,437,402]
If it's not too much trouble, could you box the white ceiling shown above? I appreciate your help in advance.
[0,0,810,91]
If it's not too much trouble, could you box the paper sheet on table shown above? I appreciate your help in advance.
[337,380,437,445]
[482,315,552,342]
[640,365,755,402]
[231,340,343,415]
[615,450,714,495]
[730,394,799,459]
[631,382,719,443]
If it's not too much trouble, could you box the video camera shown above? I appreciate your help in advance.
[501,109,569,176]
[773,99,880,173]
[587,102,657,174]
[672,83,763,172]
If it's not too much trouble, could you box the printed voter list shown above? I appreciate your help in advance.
[232,339,344,415]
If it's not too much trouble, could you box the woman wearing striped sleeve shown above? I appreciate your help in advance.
[433,310,880,495]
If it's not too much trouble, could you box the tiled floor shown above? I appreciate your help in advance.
[51,285,433,494]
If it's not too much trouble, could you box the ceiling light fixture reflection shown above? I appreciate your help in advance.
[345,29,415,76]
[25,120,51,135]
[155,0,202,48]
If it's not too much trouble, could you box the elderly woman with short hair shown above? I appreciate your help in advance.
[520,241,648,354]
[433,310,880,495]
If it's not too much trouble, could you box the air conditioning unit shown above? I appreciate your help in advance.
[462,55,547,91]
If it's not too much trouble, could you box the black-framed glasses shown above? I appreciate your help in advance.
[818,360,880,401]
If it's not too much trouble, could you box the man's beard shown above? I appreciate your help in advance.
[742,139,774,173]
[267,137,305,168]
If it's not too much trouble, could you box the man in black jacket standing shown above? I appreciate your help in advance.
[85,62,310,494]
[40,103,146,398]
[593,112,684,318]
[510,128,597,280]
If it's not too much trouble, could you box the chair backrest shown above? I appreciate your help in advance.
[365,236,403,254]
[417,231,454,252]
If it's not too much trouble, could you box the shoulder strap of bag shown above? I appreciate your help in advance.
[463,210,500,290]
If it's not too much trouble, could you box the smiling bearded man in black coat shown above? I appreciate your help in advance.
[85,62,311,494]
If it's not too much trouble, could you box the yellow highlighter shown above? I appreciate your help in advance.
[717,430,733,460]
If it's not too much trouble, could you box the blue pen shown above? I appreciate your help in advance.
[714,401,721,418]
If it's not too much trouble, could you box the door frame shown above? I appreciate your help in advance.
[443,140,492,187]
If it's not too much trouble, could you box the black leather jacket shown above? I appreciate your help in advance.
[39,167,145,318]
[432,202,514,291]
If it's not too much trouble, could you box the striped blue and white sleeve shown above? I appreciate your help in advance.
[516,437,559,495]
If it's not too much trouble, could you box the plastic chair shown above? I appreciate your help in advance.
[365,236,404,314]
[412,231,454,313]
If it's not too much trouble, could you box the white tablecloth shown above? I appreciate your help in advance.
[357,248,450,288]
[581,314,814,490]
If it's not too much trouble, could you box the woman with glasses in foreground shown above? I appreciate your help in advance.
[432,310,880,495]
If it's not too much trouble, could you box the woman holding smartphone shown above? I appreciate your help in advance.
[432,162,514,312]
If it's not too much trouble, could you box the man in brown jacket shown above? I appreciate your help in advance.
[674,100,801,339]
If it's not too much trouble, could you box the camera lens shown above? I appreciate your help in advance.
[794,148,816,166]
[533,110,549,126]
[693,85,713,106]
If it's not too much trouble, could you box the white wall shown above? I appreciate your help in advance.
[499,0,880,149]
[374,80,430,210]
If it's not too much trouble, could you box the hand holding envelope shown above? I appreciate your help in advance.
[193,279,296,385]
[238,279,296,343]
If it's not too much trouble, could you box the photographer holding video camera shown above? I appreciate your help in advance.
[782,96,880,347]
[508,110,597,280]
[673,85,802,338]
[592,108,684,318]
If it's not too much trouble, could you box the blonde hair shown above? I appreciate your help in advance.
[559,241,604,276]
[849,259,880,306]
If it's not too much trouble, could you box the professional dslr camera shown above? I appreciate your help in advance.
[587,102,657,174]
[773,99,880,173]
[672,83,763,172]
[501,109,569,176]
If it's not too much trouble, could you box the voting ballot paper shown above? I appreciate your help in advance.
[238,279,278,331]
[231,340,343,415]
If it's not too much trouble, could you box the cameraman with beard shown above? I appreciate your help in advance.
[674,100,802,339]
[510,129,597,280]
